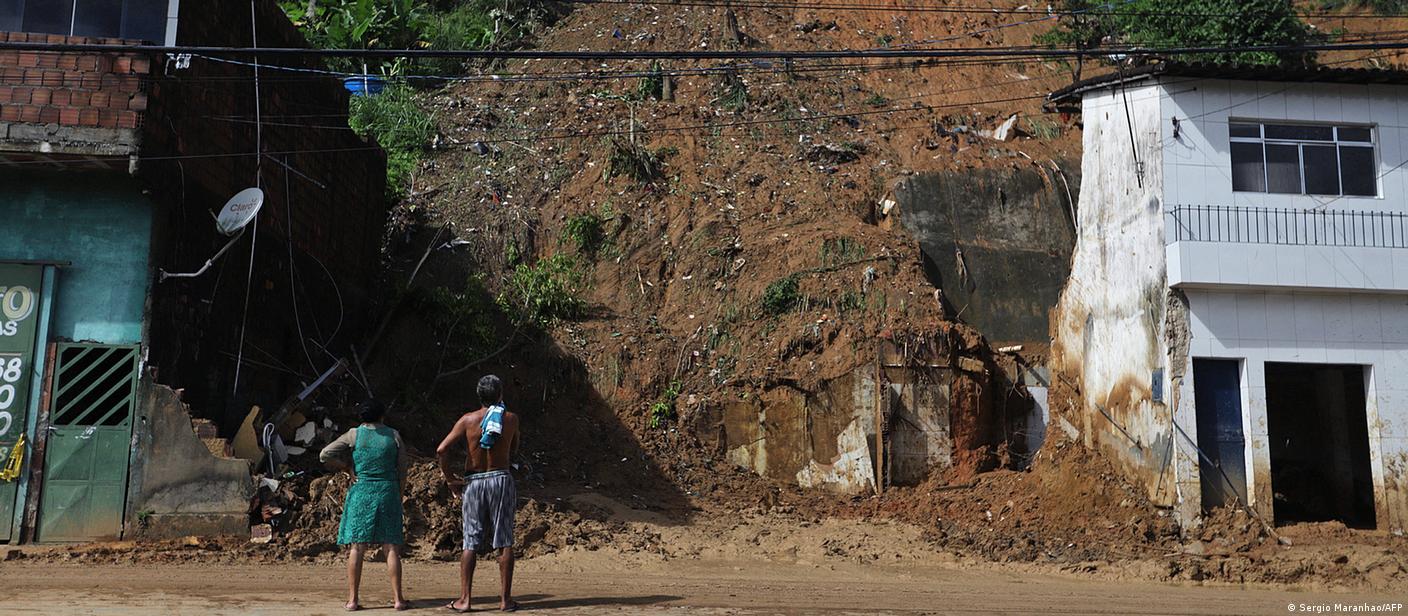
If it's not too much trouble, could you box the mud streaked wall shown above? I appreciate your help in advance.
[720,335,998,493]
[894,164,1078,348]
[724,372,880,494]
[0,170,152,345]
[1050,84,1181,512]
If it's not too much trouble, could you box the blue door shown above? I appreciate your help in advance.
[1192,359,1248,510]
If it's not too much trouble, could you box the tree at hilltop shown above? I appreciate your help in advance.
[1039,0,1324,80]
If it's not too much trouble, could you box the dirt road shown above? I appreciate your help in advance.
[2,556,1402,616]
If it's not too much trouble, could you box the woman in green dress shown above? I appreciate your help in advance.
[320,399,410,611]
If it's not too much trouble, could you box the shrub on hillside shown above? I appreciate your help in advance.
[348,84,434,200]
[499,254,586,326]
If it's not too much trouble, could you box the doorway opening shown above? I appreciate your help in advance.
[1264,362,1375,529]
[1192,359,1248,512]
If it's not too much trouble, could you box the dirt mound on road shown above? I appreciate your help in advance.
[858,435,1180,565]
[1179,513,1408,589]
[13,451,1407,592]
[840,434,1408,590]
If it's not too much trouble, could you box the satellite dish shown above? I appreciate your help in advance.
[159,187,265,282]
[216,187,264,236]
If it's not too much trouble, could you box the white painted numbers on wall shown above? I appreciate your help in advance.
[0,356,25,436]
[0,284,36,337]
[0,266,45,447]
[0,284,36,436]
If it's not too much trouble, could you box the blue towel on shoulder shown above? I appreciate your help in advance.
[479,403,505,449]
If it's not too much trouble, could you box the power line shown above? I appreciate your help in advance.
[254,91,1053,145]
[559,0,1408,20]
[4,61,1391,170]
[188,54,1043,83]
[7,49,1400,133]
[0,145,382,165]
[4,39,1408,60]
[110,25,1408,87]
[0,88,1045,168]
[3,48,1398,166]
[204,66,1062,132]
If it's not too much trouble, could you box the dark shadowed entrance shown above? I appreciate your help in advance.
[1264,362,1375,529]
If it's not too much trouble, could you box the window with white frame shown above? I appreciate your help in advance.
[1229,121,1378,197]
[0,0,170,44]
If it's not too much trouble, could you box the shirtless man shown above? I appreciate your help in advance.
[436,374,521,613]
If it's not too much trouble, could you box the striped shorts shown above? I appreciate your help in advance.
[461,469,517,551]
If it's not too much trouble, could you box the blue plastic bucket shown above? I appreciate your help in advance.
[343,75,386,96]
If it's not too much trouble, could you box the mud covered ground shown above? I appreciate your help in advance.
[8,558,1403,616]
[18,434,1408,593]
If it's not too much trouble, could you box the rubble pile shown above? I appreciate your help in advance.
[862,435,1181,565]
[269,461,663,561]
[852,434,1408,588]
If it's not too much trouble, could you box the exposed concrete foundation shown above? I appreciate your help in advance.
[724,371,880,494]
[0,123,139,156]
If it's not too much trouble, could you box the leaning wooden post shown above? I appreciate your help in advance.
[874,354,884,495]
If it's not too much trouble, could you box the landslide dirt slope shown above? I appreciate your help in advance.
[325,0,1408,590]
[382,0,1078,492]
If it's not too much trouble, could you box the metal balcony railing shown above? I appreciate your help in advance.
[1166,205,1408,249]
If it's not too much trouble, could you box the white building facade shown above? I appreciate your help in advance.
[1050,63,1408,533]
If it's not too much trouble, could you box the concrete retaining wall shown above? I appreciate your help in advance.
[894,165,1078,348]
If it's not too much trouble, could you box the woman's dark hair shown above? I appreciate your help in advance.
[358,399,387,423]
[477,374,503,406]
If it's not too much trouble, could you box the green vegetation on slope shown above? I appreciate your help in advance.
[280,0,551,201]
[347,83,434,201]
[279,0,547,75]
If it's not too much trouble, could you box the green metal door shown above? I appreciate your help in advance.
[38,344,139,542]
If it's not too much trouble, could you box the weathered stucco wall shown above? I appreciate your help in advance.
[0,170,152,345]
[125,381,251,538]
[894,166,1078,347]
[1051,84,1178,506]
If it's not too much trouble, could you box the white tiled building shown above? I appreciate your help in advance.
[1049,63,1408,533]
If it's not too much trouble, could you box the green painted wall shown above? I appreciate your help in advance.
[0,171,152,345]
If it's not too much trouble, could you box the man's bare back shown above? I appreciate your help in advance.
[437,407,520,492]
[459,407,519,473]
